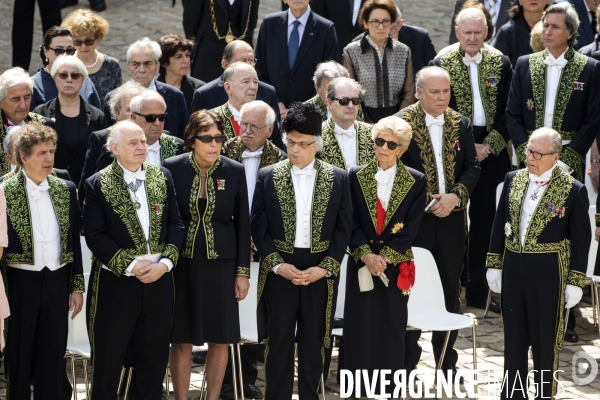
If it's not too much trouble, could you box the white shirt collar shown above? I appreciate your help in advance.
[227,102,241,121]
[23,170,49,191]
[117,160,144,184]
[287,6,311,27]
[529,164,558,182]
[334,122,356,135]
[148,79,157,91]
[147,140,161,151]
[292,159,316,174]
[546,48,568,62]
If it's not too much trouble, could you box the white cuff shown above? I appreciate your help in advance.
[160,258,174,272]
[272,264,282,274]
[125,260,138,273]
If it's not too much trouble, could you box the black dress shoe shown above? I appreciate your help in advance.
[220,383,235,400]
[243,383,264,399]
[191,351,207,364]
[443,365,464,384]
[564,328,579,343]
[89,0,106,11]
[466,298,501,313]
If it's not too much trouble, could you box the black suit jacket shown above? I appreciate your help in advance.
[189,74,285,150]
[157,73,205,112]
[255,10,339,106]
[449,0,511,44]
[562,0,595,50]
[492,16,534,68]
[34,97,107,185]
[506,48,600,180]
[163,154,250,275]
[103,80,190,139]
[311,0,366,59]
[579,33,600,56]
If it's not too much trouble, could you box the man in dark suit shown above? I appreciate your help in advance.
[190,40,284,150]
[183,0,259,82]
[252,102,351,400]
[310,0,366,59]
[255,0,339,118]
[449,0,511,44]
[103,38,189,139]
[397,66,480,380]
[431,7,513,313]
[558,0,597,50]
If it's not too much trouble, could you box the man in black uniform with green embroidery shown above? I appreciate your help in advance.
[431,7,512,313]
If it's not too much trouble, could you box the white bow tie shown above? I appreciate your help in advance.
[335,128,354,137]
[462,52,482,65]
[147,142,161,153]
[425,115,445,127]
[293,168,313,176]
[123,169,146,184]
[544,56,568,69]
[242,149,263,159]
[29,182,50,201]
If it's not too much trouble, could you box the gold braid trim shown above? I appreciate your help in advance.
[385,159,416,227]
[355,158,379,230]
[567,270,586,288]
[595,213,600,227]
[256,252,285,301]
[272,160,296,253]
[212,104,236,139]
[529,51,547,130]
[236,266,250,277]
[483,129,507,155]
[324,279,335,348]
[380,247,413,266]
[161,243,180,266]
[222,137,284,168]
[159,133,179,161]
[70,274,85,292]
[318,256,340,276]
[319,119,346,169]
[485,253,503,270]
[2,171,33,264]
[450,183,470,211]
[48,175,74,264]
[559,147,585,183]
[106,249,135,276]
[351,244,372,264]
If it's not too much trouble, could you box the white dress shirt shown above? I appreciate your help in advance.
[334,123,357,170]
[287,6,311,46]
[375,163,397,211]
[520,165,557,245]
[228,102,241,124]
[241,146,264,213]
[351,0,361,25]
[8,171,63,272]
[544,49,568,129]
[3,119,26,136]
[464,53,487,127]
[148,79,157,91]
[146,140,162,166]
[424,111,446,194]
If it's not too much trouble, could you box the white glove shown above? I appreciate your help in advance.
[564,284,583,309]
[486,269,502,293]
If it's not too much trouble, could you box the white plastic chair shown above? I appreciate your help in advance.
[586,206,599,334]
[409,247,478,390]
[65,272,91,399]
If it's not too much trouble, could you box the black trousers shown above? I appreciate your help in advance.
[263,249,330,400]
[5,266,70,400]
[88,268,173,400]
[12,0,61,70]
[405,211,467,368]
[191,37,227,83]
[223,344,260,385]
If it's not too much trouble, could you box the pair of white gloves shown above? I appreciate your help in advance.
[486,269,582,308]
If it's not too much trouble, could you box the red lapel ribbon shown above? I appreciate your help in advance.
[397,260,415,295]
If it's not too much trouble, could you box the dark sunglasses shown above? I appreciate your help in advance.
[132,112,168,123]
[73,38,96,46]
[333,97,362,106]
[374,137,401,150]
[195,135,227,144]
[57,72,82,80]
[47,47,76,56]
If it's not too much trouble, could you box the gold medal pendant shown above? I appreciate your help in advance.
[225,26,235,44]
[134,201,142,210]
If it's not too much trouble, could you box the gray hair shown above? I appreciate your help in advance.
[282,131,323,151]
[107,81,147,121]
[0,67,33,102]
[4,125,23,155]
[312,61,349,90]
[415,66,450,99]
[129,90,166,114]
[50,55,88,79]
[223,62,256,83]
[126,37,162,63]
[326,77,366,100]
[455,7,488,28]
[240,100,276,127]
[107,120,143,148]
[529,128,562,155]
[372,116,412,150]
[222,40,253,63]
[542,2,580,48]
[395,6,402,22]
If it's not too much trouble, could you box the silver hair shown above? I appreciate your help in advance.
[414,66,450,99]
[396,6,402,22]
[371,116,412,150]
[455,7,488,28]
[282,131,324,151]
[222,62,256,83]
[529,128,563,155]
[0,67,33,102]
[542,2,580,48]
[240,100,276,127]
[129,90,166,114]
[126,37,162,63]
[107,81,147,121]
[312,61,349,90]
[326,77,366,101]
[107,120,143,148]
[50,55,89,79]
[3,125,23,155]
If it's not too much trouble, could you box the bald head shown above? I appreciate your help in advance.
[224,62,259,110]
[239,100,276,151]
[222,40,256,69]
[415,66,451,117]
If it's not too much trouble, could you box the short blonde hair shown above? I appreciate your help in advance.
[62,8,110,41]
[371,116,412,150]
[530,21,545,52]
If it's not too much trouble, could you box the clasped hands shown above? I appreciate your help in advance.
[429,193,460,218]
[363,253,387,276]
[131,260,168,283]
[277,263,328,285]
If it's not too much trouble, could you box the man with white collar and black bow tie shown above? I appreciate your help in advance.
[83,120,184,399]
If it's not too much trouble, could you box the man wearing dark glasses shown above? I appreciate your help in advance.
[396,66,480,381]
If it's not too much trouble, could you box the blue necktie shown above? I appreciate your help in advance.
[288,20,301,69]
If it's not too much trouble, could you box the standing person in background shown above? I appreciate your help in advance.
[449,0,512,44]
[311,0,367,59]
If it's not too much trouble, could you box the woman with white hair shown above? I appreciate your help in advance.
[343,116,426,398]
[34,55,107,185]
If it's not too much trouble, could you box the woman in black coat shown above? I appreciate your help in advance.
[34,55,106,185]
[343,116,426,398]
[163,110,250,400]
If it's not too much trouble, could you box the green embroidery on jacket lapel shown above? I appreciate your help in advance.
[144,163,168,255]
[384,159,416,228]
[356,158,379,231]
[48,175,73,264]
[320,119,346,169]
[356,121,375,166]
[213,104,236,139]
[552,48,587,131]
[272,160,296,253]
[441,49,473,120]
[159,133,179,161]
[529,50,547,130]
[2,172,33,263]
[442,108,461,192]
[222,137,284,169]
[478,50,502,131]
[311,159,334,252]
[507,169,528,251]
[0,112,47,176]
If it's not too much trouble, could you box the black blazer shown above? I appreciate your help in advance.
[163,154,251,275]
[189,74,285,150]
[83,162,185,275]
[565,0,595,50]
[310,0,366,59]
[506,48,600,179]
[449,0,511,44]
[157,73,205,112]
[348,159,426,266]
[579,33,600,56]
[492,16,534,68]
[103,80,190,139]
[255,10,339,107]
[34,97,107,185]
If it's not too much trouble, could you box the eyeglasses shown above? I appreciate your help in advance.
[368,19,393,27]
[286,139,315,149]
[132,112,168,123]
[47,47,76,56]
[73,38,96,46]
[333,97,362,106]
[239,58,257,65]
[57,72,82,80]
[195,135,227,144]
[240,121,267,133]
[524,147,557,160]
[374,137,401,150]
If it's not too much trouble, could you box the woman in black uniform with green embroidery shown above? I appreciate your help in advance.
[163,110,251,400]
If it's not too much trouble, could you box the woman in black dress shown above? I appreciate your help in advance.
[163,110,250,400]
[343,116,426,398]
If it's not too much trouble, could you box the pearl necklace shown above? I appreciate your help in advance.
[83,50,99,69]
